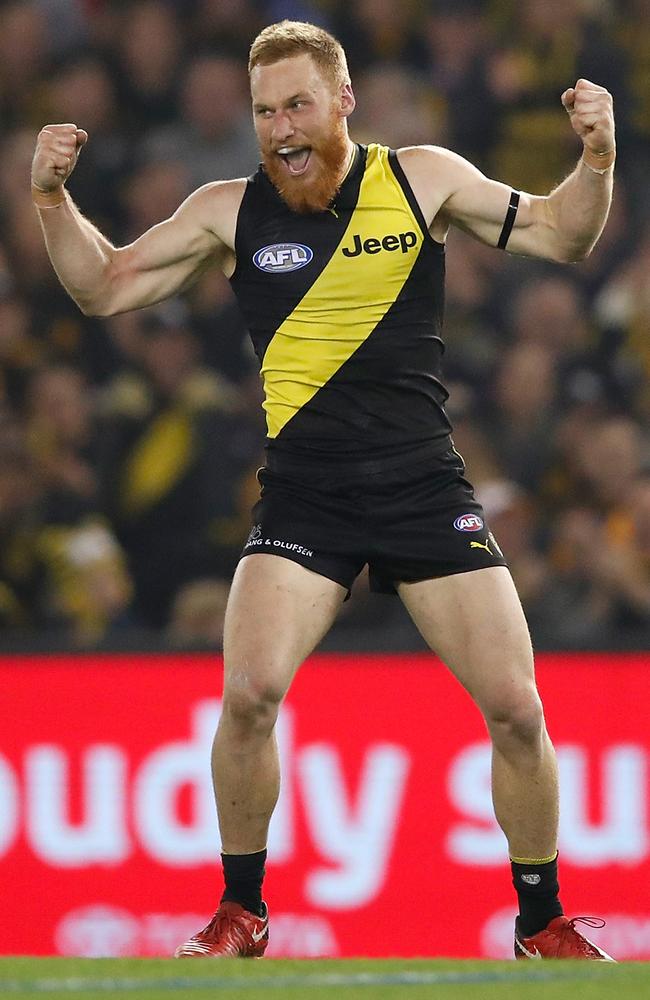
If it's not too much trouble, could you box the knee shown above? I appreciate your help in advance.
[484,689,546,752]
[221,674,285,737]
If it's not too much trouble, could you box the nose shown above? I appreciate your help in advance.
[272,110,295,144]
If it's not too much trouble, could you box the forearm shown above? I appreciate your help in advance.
[33,186,117,314]
[545,150,614,262]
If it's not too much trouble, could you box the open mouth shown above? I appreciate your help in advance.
[276,146,312,176]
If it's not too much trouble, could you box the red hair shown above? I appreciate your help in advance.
[249,20,350,90]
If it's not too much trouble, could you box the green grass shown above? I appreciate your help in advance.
[0,957,647,1000]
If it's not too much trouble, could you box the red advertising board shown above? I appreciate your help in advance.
[1,652,649,959]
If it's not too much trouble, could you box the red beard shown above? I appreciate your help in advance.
[262,114,351,214]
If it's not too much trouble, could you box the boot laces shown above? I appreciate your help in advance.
[566,916,606,931]
[201,905,250,950]
[563,916,606,953]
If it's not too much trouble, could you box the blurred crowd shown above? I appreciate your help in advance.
[0,0,649,650]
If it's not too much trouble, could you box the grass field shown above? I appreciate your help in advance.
[1,958,648,1000]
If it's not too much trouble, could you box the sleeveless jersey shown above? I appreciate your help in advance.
[230,143,451,472]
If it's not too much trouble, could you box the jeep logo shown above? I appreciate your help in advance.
[341,231,417,257]
[253,243,314,273]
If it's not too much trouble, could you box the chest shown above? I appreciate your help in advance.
[238,199,422,307]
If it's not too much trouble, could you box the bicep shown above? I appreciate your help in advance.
[102,186,226,315]
[438,151,557,260]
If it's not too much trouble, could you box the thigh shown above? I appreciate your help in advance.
[241,466,365,592]
[366,453,507,594]
[398,566,536,712]
[223,553,347,700]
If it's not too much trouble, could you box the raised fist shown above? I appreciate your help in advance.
[32,124,88,192]
[561,79,615,155]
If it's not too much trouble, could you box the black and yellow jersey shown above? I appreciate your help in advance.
[230,142,451,473]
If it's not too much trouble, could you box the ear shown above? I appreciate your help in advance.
[340,82,356,118]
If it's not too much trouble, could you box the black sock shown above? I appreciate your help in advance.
[511,853,564,937]
[221,850,266,916]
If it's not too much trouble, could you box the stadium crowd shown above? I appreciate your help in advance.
[0,0,649,650]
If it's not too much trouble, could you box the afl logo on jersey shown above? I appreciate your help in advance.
[453,513,484,532]
[253,243,313,273]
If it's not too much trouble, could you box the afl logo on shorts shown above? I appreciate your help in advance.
[453,513,484,532]
[253,243,313,273]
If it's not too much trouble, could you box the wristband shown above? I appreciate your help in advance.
[31,183,67,208]
[581,147,615,175]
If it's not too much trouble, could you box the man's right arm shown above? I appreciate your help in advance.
[32,124,244,316]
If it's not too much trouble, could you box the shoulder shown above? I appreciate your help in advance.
[392,145,480,235]
[182,178,248,217]
[179,178,249,250]
[396,145,481,186]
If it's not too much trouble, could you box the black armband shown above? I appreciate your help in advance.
[497,190,520,250]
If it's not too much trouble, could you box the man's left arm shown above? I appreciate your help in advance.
[406,79,615,264]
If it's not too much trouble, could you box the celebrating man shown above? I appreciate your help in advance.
[32,20,616,961]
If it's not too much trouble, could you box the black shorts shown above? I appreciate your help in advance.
[241,447,507,594]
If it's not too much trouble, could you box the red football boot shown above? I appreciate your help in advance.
[514,916,614,961]
[175,901,269,958]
